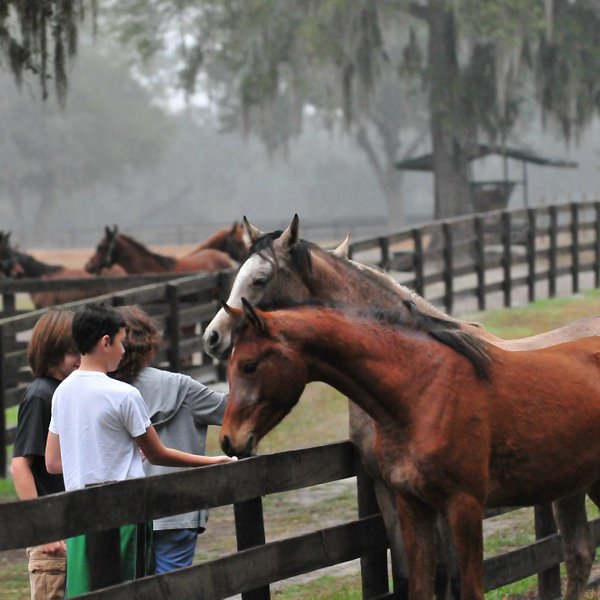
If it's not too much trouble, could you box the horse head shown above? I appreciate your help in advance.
[223,221,249,262]
[0,232,25,278]
[219,299,307,458]
[85,225,119,275]
[203,214,313,358]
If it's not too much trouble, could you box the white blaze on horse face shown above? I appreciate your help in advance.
[203,253,275,357]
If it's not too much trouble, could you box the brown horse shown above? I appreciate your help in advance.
[85,226,235,275]
[0,233,126,309]
[222,299,600,600]
[180,222,248,263]
[203,214,600,598]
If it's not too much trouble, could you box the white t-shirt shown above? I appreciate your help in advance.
[49,370,151,491]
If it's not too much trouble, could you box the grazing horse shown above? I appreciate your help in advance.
[85,226,235,275]
[203,214,600,598]
[0,233,126,309]
[222,299,600,600]
[180,222,248,263]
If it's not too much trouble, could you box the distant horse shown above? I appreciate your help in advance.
[203,214,600,598]
[222,299,600,600]
[85,226,235,275]
[0,233,125,309]
[180,222,248,263]
[0,232,25,278]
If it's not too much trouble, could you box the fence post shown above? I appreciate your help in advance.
[234,497,270,600]
[412,229,425,297]
[526,209,536,303]
[166,283,181,373]
[534,504,561,600]
[548,206,558,298]
[570,203,580,294]
[379,237,390,271]
[474,217,486,311]
[501,212,512,308]
[0,324,6,478]
[594,202,600,288]
[355,459,391,598]
[442,222,454,315]
[2,293,16,317]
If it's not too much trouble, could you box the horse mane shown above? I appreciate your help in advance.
[119,234,176,270]
[256,299,492,381]
[14,250,62,276]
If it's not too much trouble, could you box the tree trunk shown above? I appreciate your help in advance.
[427,2,474,220]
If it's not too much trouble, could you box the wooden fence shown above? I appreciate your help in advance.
[3,441,600,599]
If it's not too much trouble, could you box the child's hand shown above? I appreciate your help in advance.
[214,455,238,464]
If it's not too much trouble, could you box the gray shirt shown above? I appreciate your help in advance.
[133,367,227,531]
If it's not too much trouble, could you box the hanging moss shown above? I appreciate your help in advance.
[0,0,96,104]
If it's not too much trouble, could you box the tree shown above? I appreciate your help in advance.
[0,38,171,236]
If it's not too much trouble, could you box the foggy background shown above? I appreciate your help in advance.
[1,35,599,251]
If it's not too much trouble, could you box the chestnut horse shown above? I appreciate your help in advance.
[222,299,600,600]
[85,226,235,275]
[203,215,600,598]
[0,232,126,309]
[180,222,248,263]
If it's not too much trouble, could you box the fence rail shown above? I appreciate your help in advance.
[2,441,599,599]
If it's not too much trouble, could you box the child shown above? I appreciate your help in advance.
[45,302,236,595]
[112,305,228,573]
[11,309,81,600]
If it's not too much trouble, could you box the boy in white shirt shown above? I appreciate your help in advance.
[46,302,236,595]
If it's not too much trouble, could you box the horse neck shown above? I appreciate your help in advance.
[272,308,439,424]
[192,229,228,253]
[16,252,62,277]
[115,238,175,273]
[308,251,414,316]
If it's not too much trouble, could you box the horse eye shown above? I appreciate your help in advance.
[253,277,268,287]
[241,361,258,374]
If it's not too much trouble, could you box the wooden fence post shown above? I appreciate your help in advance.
[527,209,536,303]
[234,498,270,600]
[379,237,390,271]
[501,212,512,308]
[534,504,561,600]
[548,206,558,298]
[595,202,600,288]
[0,324,5,478]
[442,222,454,315]
[166,283,181,373]
[474,217,486,311]
[355,459,391,598]
[570,203,580,294]
[2,293,16,317]
[412,229,425,297]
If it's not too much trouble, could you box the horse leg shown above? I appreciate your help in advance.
[435,516,460,600]
[552,493,593,600]
[374,480,409,597]
[444,492,485,600]
[395,493,438,599]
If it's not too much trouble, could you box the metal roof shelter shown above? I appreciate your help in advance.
[396,143,578,211]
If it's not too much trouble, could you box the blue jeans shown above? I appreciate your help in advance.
[153,529,198,574]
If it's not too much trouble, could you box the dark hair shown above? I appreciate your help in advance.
[111,305,162,383]
[72,302,126,355]
[28,310,76,377]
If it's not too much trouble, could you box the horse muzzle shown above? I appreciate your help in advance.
[220,433,256,459]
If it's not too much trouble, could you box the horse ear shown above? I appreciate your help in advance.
[276,214,300,250]
[243,216,264,242]
[241,297,267,333]
[332,233,350,258]
[221,300,243,320]
[112,224,119,235]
